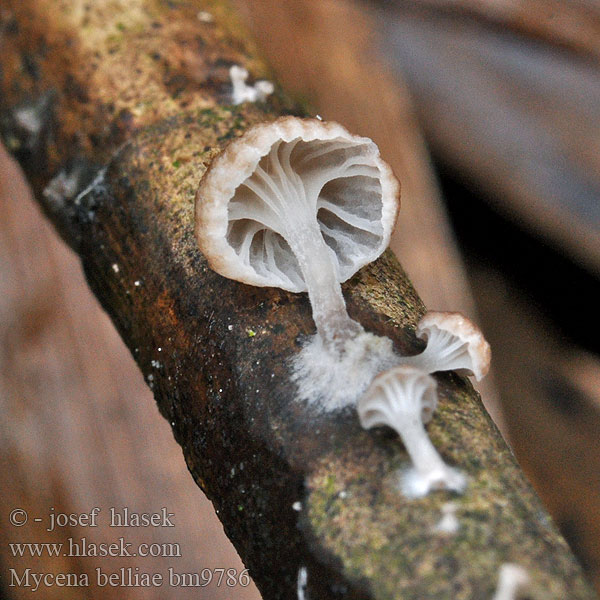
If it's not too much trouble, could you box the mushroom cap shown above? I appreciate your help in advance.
[195,116,400,292]
[417,311,491,381]
[358,365,438,430]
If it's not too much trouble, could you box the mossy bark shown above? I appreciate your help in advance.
[0,1,596,598]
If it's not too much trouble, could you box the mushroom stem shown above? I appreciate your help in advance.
[358,366,467,498]
[399,415,451,478]
[287,220,362,350]
[397,414,466,498]
[492,564,530,600]
[400,333,466,373]
[394,422,467,498]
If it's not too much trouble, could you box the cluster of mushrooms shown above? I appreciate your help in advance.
[195,116,490,498]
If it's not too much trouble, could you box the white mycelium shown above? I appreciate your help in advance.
[400,312,491,381]
[196,117,399,409]
[358,365,467,498]
[14,106,43,136]
[291,329,398,410]
[43,169,81,206]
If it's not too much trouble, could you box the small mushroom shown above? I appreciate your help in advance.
[432,501,460,534]
[196,116,399,350]
[492,563,530,600]
[229,65,275,105]
[196,117,400,409]
[400,311,491,381]
[358,365,467,498]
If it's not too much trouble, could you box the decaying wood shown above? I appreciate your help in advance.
[0,146,261,600]
[0,1,596,598]
[369,2,600,276]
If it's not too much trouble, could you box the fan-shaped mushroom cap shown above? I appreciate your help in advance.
[416,312,491,381]
[195,116,399,292]
[358,365,437,430]
[358,365,467,497]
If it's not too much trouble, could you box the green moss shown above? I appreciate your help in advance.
[305,388,594,599]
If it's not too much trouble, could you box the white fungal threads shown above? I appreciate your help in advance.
[358,366,467,498]
[73,167,107,206]
[230,66,274,105]
[433,502,460,534]
[297,566,308,600]
[195,117,400,409]
[492,564,530,600]
[291,330,397,410]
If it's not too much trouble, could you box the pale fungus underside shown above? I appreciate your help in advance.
[358,365,467,498]
[196,116,401,409]
[0,1,596,598]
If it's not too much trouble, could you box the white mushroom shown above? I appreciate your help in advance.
[358,365,467,498]
[297,566,308,600]
[196,116,399,349]
[195,117,400,409]
[492,563,530,600]
[432,501,460,534]
[400,311,491,381]
[229,66,275,105]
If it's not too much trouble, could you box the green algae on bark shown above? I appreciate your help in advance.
[305,375,592,599]
[0,0,597,598]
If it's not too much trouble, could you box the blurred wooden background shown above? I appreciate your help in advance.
[0,146,261,599]
[1,0,599,597]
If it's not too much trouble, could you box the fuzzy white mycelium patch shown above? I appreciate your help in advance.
[291,330,398,411]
